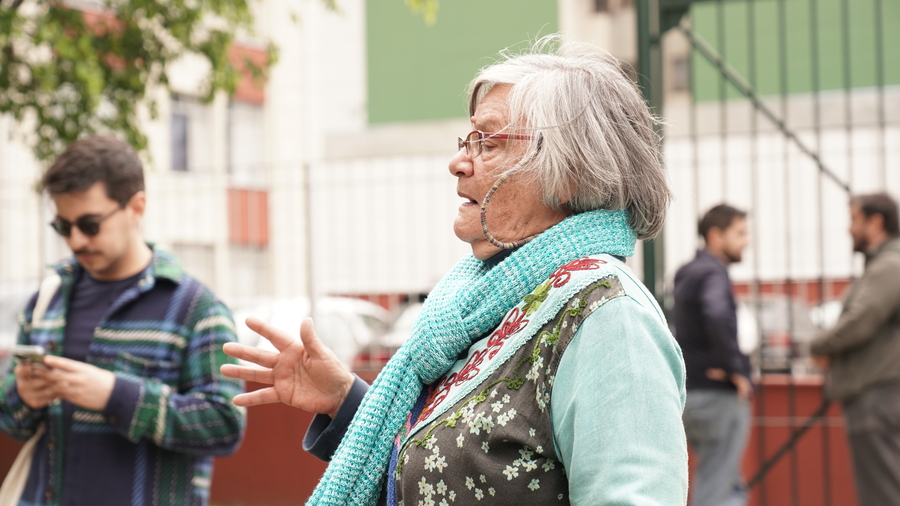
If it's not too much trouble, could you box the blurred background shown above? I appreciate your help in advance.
[0,0,898,504]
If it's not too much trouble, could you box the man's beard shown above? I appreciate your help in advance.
[725,248,742,264]
[853,235,869,253]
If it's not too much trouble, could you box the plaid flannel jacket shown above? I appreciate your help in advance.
[0,248,246,506]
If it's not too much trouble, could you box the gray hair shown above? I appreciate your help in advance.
[468,36,671,240]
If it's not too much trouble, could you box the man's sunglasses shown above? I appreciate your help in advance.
[50,206,123,237]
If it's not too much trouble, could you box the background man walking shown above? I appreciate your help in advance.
[811,192,900,506]
[673,204,752,506]
[0,136,245,506]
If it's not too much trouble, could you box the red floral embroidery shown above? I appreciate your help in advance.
[547,258,606,288]
[418,308,529,420]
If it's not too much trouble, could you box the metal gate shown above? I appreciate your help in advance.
[637,0,900,504]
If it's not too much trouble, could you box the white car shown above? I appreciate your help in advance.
[232,297,392,367]
[353,302,423,371]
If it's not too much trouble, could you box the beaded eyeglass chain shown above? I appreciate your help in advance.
[479,148,541,250]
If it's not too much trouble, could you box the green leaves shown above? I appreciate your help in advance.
[405,0,438,25]
[0,0,266,163]
[0,0,433,164]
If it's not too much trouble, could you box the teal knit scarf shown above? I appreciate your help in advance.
[306,209,637,505]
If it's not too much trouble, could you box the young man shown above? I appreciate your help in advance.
[673,204,752,506]
[811,193,900,506]
[0,136,245,506]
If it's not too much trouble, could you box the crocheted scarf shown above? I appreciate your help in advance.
[306,209,637,505]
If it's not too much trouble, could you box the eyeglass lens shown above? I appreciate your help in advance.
[457,131,484,158]
[50,206,121,237]
[51,216,103,237]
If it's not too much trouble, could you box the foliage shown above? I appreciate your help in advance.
[405,0,437,25]
[0,0,275,162]
[0,0,436,163]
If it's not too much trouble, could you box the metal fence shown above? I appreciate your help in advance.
[639,0,899,503]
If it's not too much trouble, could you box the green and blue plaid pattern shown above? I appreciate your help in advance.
[0,248,245,506]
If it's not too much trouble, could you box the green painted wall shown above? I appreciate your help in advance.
[691,0,900,101]
[366,0,558,124]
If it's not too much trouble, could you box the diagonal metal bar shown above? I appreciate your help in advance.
[747,399,832,488]
[677,20,851,194]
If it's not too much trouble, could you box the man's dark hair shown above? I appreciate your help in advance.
[42,136,144,206]
[698,204,747,240]
[851,192,900,237]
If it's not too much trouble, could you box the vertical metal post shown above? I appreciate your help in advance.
[303,162,318,320]
[716,0,728,200]
[841,0,854,192]
[809,0,833,502]
[637,0,665,304]
[772,0,791,498]
[689,44,700,225]
[874,0,887,186]
[746,4,766,501]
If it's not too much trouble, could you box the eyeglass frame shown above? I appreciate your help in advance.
[457,130,535,158]
[50,205,124,238]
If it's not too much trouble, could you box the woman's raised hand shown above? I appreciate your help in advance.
[220,317,355,418]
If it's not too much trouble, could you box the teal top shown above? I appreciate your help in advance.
[309,210,639,505]
[307,257,688,505]
[553,292,688,505]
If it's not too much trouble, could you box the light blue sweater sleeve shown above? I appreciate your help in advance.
[550,294,688,506]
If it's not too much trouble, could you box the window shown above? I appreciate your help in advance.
[169,94,212,172]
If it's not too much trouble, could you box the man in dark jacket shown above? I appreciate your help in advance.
[811,192,900,506]
[673,204,751,506]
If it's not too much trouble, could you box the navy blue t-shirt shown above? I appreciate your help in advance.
[63,270,143,362]
[61,269,142,506]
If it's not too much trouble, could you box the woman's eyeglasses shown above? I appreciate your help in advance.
[50,206,123,237]
[457,130,534,158]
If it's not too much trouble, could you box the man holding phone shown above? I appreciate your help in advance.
[0,136,245,506]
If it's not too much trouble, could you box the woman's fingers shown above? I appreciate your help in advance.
[232,387,281,407]
[223,342,279,369]
[245,317,296,352]
[220,364,275,384]
[298,317,328,360]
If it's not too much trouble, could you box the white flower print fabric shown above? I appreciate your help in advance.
[385,271,626,505]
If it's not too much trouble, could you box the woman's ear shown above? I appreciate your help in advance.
[556,181,576,209]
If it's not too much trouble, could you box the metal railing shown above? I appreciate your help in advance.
[639,0,898,503]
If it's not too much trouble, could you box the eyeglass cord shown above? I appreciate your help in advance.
[479,150,540,250]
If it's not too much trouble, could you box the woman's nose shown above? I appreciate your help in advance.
[448,148,473,178]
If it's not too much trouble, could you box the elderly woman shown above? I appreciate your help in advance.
[222,41,687,505]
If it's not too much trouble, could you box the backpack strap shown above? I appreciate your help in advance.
[31,274,62,325]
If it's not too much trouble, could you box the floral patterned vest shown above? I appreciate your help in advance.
[384,256,628,505]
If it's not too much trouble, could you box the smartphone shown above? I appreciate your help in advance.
[11,345,47,365]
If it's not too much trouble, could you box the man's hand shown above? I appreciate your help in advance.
[14,362,57,409]
[731,374,753,399]
[38,356,117,412]
[221,317,355,418]
[813,355,830,370]
[706,368,753,399]
[705,368,727,381]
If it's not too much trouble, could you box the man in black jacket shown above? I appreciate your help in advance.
[673,204,751,506]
